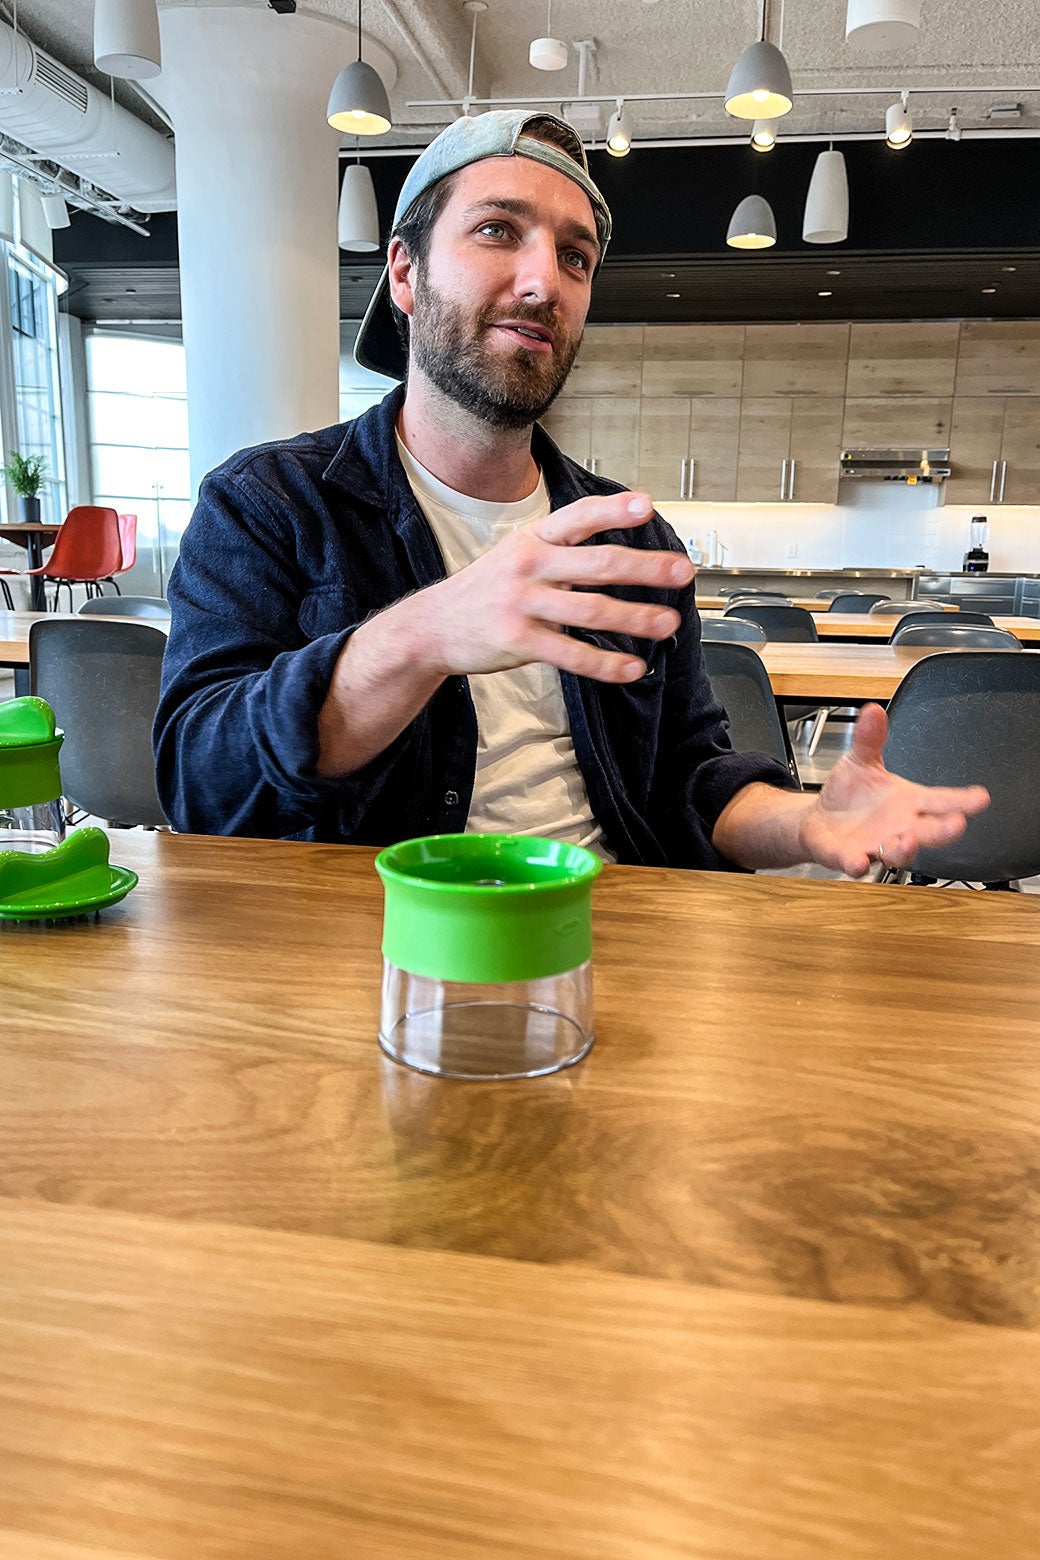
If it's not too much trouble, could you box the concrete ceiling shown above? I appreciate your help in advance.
[17,0,1040,147]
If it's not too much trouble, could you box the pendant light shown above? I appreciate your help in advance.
[93,0,161,80]
[802,149,848,243]
[338,158,379,251]
[606,99,633,157]
[845,0,921,51]
[751,118,779,151]
[327,0,392,136]
[886,92,912,148]
[726,194,776,250]
[530,0,567,70]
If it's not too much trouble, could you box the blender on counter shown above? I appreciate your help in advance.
[963,515,990,573]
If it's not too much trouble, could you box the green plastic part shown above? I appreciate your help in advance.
[375,833,602,984]
[0,826,138,921]
[0,696,64,810]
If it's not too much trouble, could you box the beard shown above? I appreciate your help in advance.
[409,272,582,431]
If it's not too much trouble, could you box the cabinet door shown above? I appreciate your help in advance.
[736,398,793,501]
[841,398,952,449]
[999,398,1040,504]
[561,325,644,398]
[540,397,592,467]
[787,399,844,503]
[635,397,692,500]
[685,398,740,501]
[742,323,849,397]
[955,322,1040,398]
[846,322,959,398]
[944,397,1006,504]
[641,325,745,398]
[591,397,641,489]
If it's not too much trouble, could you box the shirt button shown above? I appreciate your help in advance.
[444,790,459,806]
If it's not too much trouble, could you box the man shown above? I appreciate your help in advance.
[155,109,987,876]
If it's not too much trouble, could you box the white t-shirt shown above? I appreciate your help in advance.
[397,435,614,861]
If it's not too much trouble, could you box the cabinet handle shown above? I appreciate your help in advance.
[999,459,1008,502]
[679,457,688,499]
[780,458,788,501]
[787,458,797,501]
[688,457,696,498]
[990,460,999,502]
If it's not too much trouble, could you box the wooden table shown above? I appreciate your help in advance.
[0,521,60,611]
[757,641,942,700]
[698,595,958,614]
[2,832,1039,1559]
[0,609,167,694]
[808,612,1040,642]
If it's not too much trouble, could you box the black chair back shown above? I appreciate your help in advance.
[79,595,171,621]
[702,640,799,784]
[891,624,1020,650]
[828,592,889,612]
[869,600,945,616]
[701,616,767,644]
[725,604,819,642]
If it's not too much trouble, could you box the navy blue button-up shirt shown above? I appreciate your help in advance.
[154,385,795,867]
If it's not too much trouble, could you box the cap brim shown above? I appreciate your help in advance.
[354,265,407,382]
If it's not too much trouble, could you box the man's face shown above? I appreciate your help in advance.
[402,156,600,430]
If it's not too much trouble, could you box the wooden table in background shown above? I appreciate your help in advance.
[0,609,166,694]
[0,521,60,611]
[808,612,1040,643]
[2,832,1039,1559]
[757,641,940,700]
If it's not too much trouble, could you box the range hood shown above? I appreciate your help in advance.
[840,448,951,482]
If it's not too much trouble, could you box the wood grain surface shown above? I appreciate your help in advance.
[755,642,939,699]
[2,833,1040,1559]
[700,610,1040,643]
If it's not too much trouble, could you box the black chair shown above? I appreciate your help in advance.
[891,623,1020,650]
[79,595,171,621]
[717,587,790,599]
[701,616,767,644]
[869,600,946,616]
[886,610,993,640]
[724,603,819,642]
[724,592,792,607]
[702,640,800,785]
[827,592,890,612]
[883,651,1040,888]
[813,589,841,601]
[29,618,168,828]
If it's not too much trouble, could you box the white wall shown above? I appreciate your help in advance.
[658,482,1040,573]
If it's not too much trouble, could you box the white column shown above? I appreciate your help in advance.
[152,8,347,494]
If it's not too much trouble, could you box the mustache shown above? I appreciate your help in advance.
[479,303,566,342]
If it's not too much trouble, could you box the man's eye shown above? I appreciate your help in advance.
[478,222,509,239]
[564,250,590,271]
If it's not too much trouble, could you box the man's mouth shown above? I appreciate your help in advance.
[491,321,555,353]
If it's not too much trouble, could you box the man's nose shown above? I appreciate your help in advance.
[513,235,563,305]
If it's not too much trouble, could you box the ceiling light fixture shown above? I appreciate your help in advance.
[529,0,567,71]
[886,91,912,148]
[844,0,921,51]
[818,290,832,296]
[751,118,779,151]
[726,193,777,250]
[725,2,793,123]
[40,193,71,230]
[93,0,162,80]
[338,157,379,251]
[327,0,392,135]
[982,287,997,294]
[606,99,633,156]
[802,148,849,243]
[946,107,961,141]
[564,39,604,139]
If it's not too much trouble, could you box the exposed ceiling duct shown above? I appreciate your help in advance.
[0,13,175,214]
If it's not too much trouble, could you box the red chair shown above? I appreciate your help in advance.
[98,512,138,594]
[3,506,124,612]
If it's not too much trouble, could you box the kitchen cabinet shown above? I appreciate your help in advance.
[636,396,741,501]
[540,395,641,488]
[841,397,952,450]
[846,322,959,398]
[954,322,1040,398]
[557,324,644,398]
[640,324,745,398]
[742,323,849,398]
[736,397,844,502]
[944,397,1040,504]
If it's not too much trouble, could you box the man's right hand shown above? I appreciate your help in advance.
[405,490,693,684]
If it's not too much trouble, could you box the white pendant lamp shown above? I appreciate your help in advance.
[751,118,779,151]
[725,41,793,120]
[529,0,567,69]
[606,99,633,156]
[802,149,849,243]
[726,194,777,250]
[327,0,392,135]
[40,193,71,230]
[338,162,379,251]
[886,94,912,147]
[93,0,162,80]
[845,0,921,51]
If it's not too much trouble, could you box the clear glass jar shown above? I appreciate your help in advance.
[0,796,65,854]
[379,957,594,1081]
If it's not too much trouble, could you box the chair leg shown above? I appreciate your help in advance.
[806,709,830,757]
[0,578,12,609]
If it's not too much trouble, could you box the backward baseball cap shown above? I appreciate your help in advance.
[353,108,613,383]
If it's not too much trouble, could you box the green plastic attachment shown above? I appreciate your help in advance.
[0,697,64,810]
[0,827,138,921]
[375,833,602,984]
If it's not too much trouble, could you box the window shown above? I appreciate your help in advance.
[5,251,66,525]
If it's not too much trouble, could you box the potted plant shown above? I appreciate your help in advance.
[0,452,49,524]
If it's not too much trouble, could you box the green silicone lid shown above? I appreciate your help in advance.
[0,827,138,921]
[375,833,602,984]
[0,697,63,810]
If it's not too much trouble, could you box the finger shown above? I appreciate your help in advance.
[848,703,889,765]
[911,784,990,818]
[541,543,692,592]
[522,623,645,684]
[525,587,681,641]
[536,491,659,547]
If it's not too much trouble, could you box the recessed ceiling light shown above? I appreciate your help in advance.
[826,269,841,275]
[666,292,681,298]
[1001,265,1017,273]
[818,290,832,297]
[982,287,997,294]
[662,271,676,278]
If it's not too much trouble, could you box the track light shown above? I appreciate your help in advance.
[845,0,921,50]
[327,0,392,135]
[606,99,633,156]
[93,0,162,80]
[529,0,567,70]
[751,118,779,151]
[338,162,379,251]
[726,194,776,250]
[40,193,71,230]
[802,150,849,244]
[886,92,912,148]
[725,41,793,121]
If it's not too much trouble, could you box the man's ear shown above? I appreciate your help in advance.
[387,236,416,320]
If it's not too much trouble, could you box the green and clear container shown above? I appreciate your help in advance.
[374,833,603,1081]
[0,697,65,854]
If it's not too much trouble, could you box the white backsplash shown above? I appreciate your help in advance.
[657,482,1040,573]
